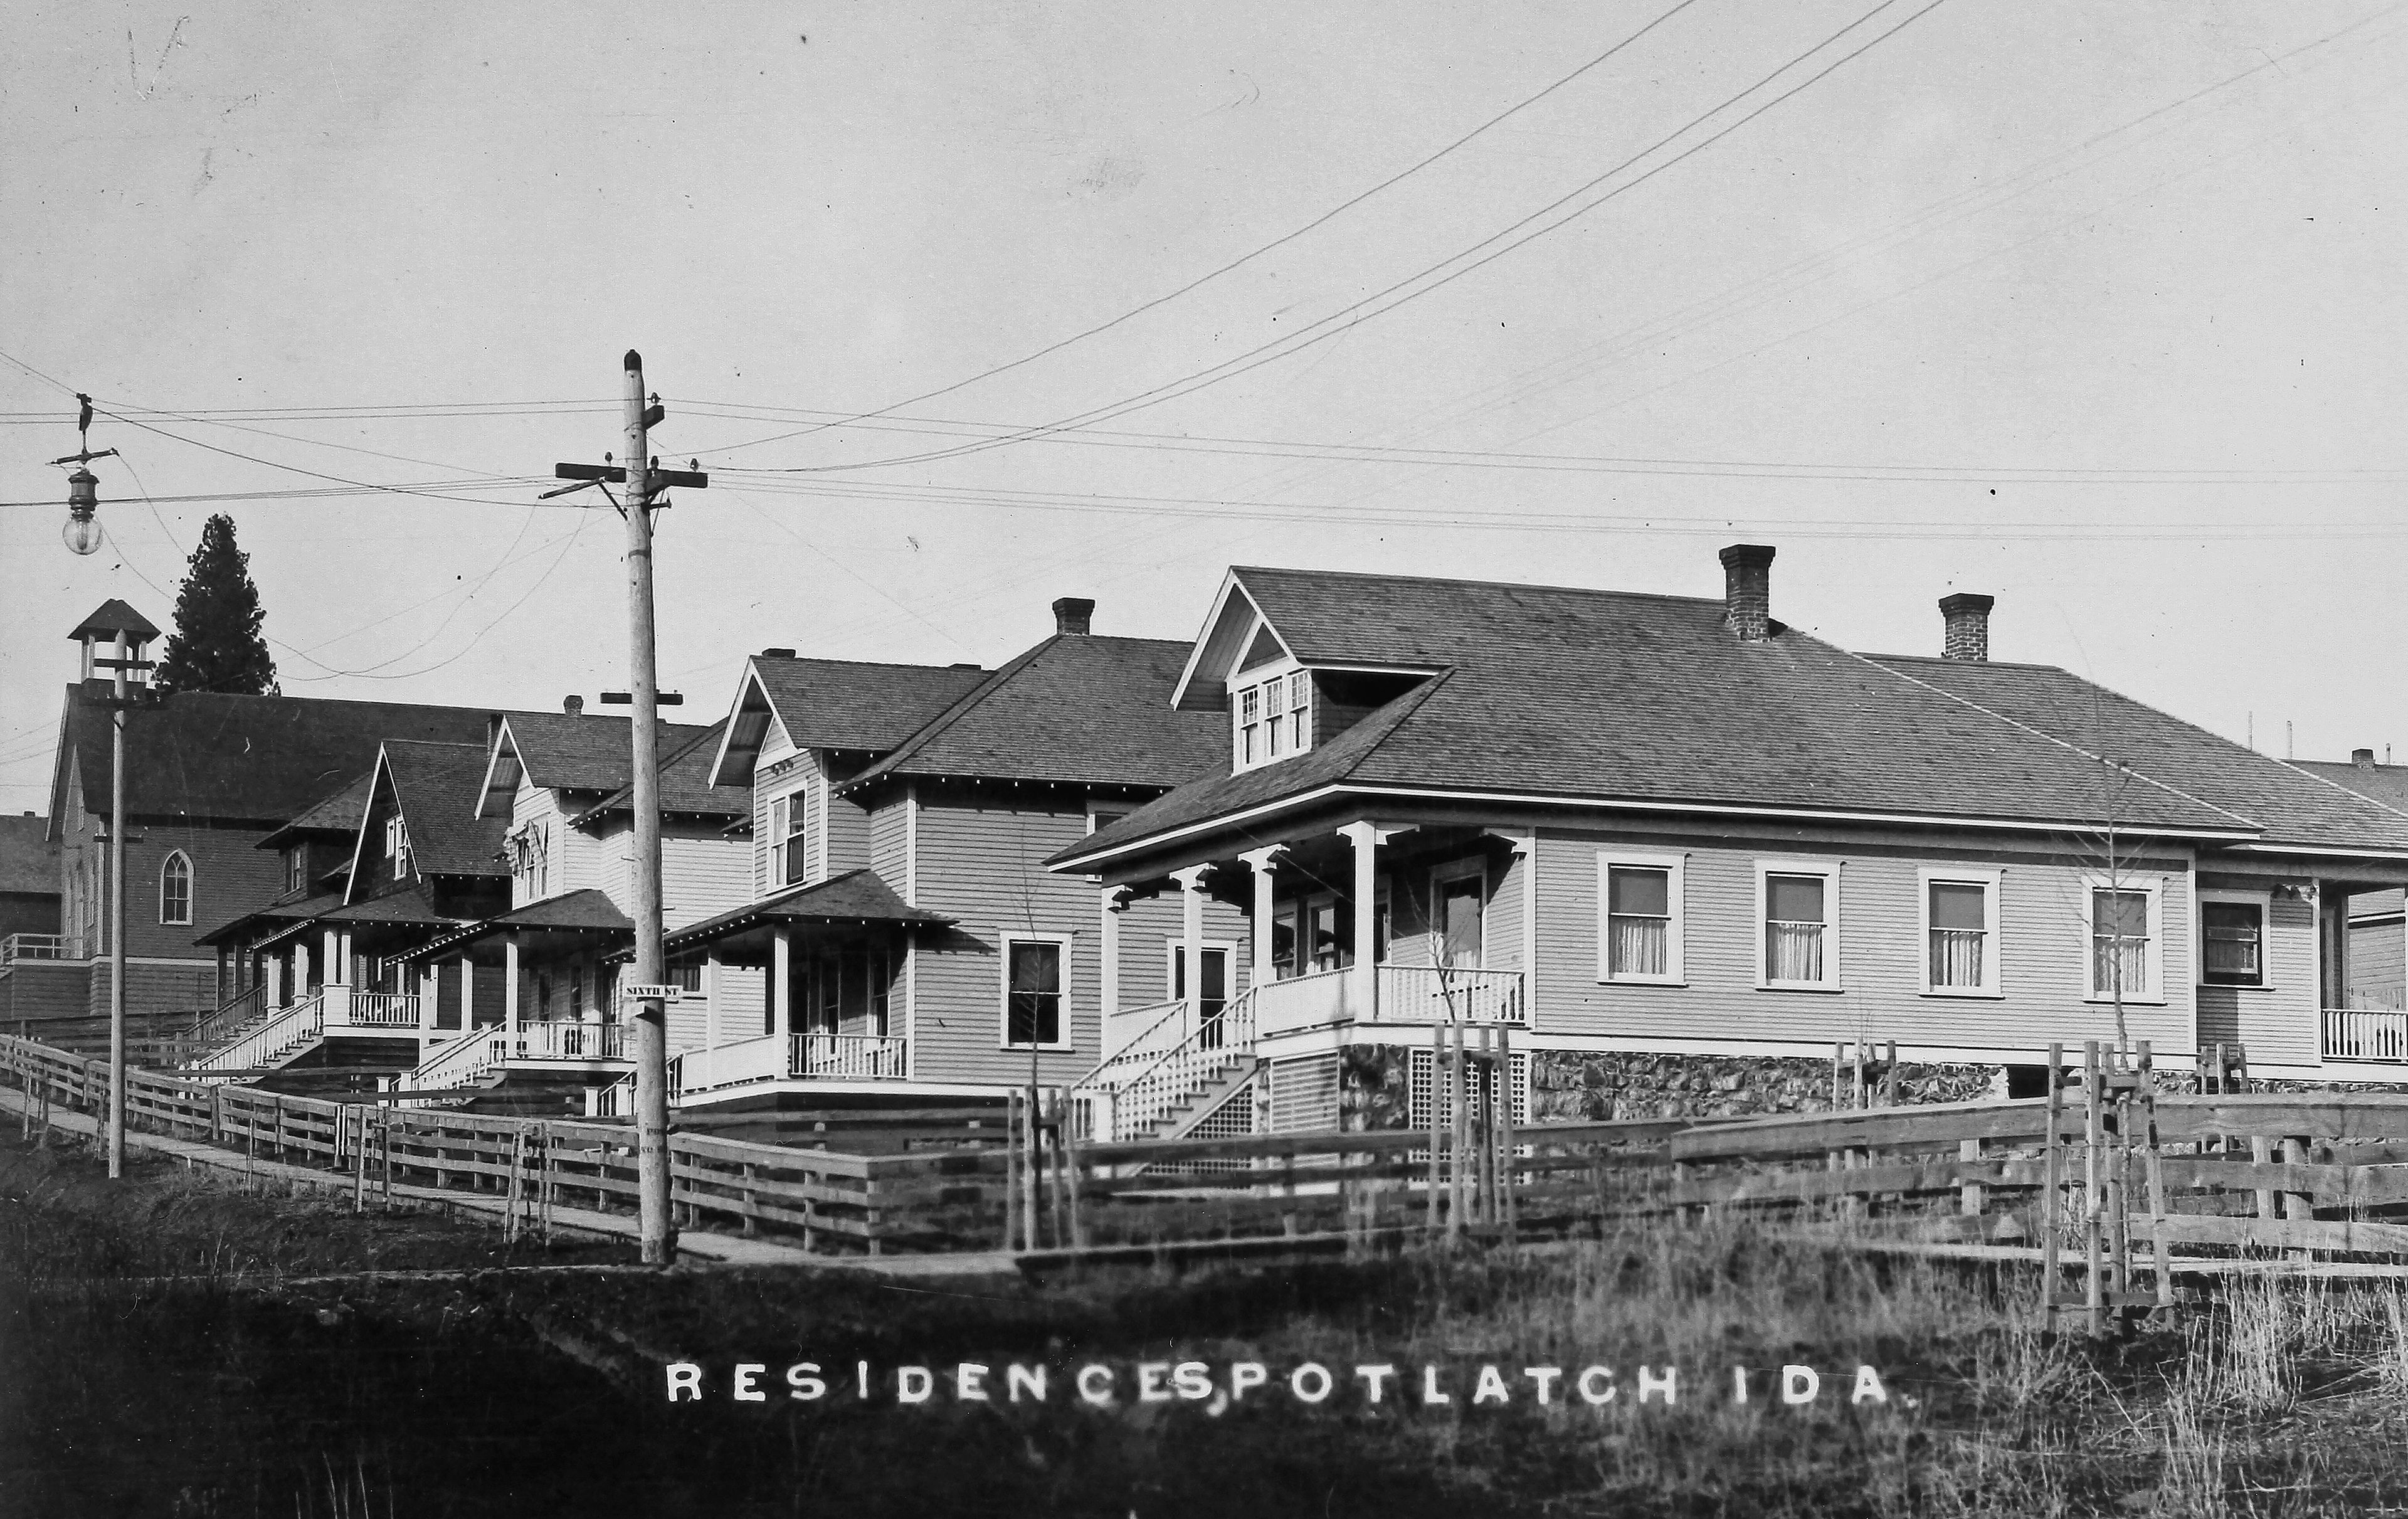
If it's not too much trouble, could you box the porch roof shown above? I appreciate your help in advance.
[193,889,348,947]
[404,888,633,961]
[652,869,950,956]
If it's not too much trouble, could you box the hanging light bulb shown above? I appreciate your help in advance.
[63,469,102,556]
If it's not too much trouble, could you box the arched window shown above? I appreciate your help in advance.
[160,851,194,926]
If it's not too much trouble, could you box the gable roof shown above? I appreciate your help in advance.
[376,741,509,879]
[708,655,991,786]
[69,600,161,643]
[565,720,747,829]
[654,869,951,955]
[0,815,58,897]
[480,712,710,814]
[840,634,1227,796]
[1054,566,2402,871]
[51,685,504,830]
[257,773,376,852]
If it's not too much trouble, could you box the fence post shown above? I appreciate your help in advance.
[1427,1023,1445,1238]
[2040,1042,2063,1337]
[1003,1090,1020,1254]
[353,1107,369,1213]
[2281,1136,2313,1223]
[1062,1096,1087,1253]
[2251,1135,2277,1220]
[1497,1024,1517,1247]
[1959,1137,1983,1217]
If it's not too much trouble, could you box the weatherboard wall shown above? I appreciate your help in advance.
[1526,820,2202,1061]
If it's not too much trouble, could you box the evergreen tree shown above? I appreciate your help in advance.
[154,514,278,695]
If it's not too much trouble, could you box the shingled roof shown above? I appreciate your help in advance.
[840,634,1226,796]
[257,773,376,852]
[566,720,747,828]
[50,685,503,830]
[1054,566,2408,871]
[492,712,710,797]
[378,741,508,879]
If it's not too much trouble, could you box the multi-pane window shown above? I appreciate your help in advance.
[1231,670,1315,770]
[285,846,306,896]
[769,793,808,886]
[159,852,193,926]
[1763,872,1829,984]
[1606,865,1672,978]
[2202,900,2263,987]
[1004,938,1064,1047]
[1927,881,1989,990]
[2091,887,2152,999]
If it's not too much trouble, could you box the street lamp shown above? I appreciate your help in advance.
[63,468,102,555]
[53,394,116,556]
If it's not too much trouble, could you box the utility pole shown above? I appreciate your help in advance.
[107,626,128,1178]
[552,353,706,1265]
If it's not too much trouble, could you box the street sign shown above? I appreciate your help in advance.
[621,984,684,1003]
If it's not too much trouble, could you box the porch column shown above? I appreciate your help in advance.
[459,956,477,1027]
[294,939,310,993]
[323,928,341,985]
[1238,845,1286,990]
[1172,865,1210,1037]
[267,952,286,1009]
[1099,886,1131,1025]
[1339,822,1384,1018]
[420,965,438,1030]
[704,951,724,1049]
[504,934,522,1037]
[772,928,793,1041]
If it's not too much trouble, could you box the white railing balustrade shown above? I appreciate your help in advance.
[2326,1008,2408,1063]
[410,1030,510,1094]
[790,1032,908,1079]
[189,990,326,1075]
[1249,967,1359,1035]
[518,1020,626,1062]
[669,1032,787,1098]
[1370,965,1525,1025]
[1,933,78,966]
[341,990,423,1028]
[1074,987,1258,1142]
[190,983,270,1052]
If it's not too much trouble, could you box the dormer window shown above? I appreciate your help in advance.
[1232,665,1313,772]
[384,817,411,880]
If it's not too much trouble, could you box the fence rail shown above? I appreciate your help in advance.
[2326,1008,2408,1063]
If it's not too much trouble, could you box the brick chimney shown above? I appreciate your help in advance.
[2355,748,2377,770]
[1939,593,1995,662]
[1052,597,1096,636]
[1718,545,1775,642]
[562,695,584,717]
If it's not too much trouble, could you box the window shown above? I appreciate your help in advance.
[1757,861,1841,988]
[1598,853,1684,983]
[1920,869,2001,996]
[1003,936,1067,1048]
[2084,879,2161,1002]
[388,818,411,880]
[769,791,808,886]
[1088,808,1130,835]
[1230,667,1316,772]
[1270,902,1300,980]
[159,851,193,926]
[285,847,306,896]
[2200,895,2265,988]
[510,822,549,900]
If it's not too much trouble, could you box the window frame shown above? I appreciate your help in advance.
[1754,859,1844,992]
[1165,939,1237,1015]
[2197,886,2271,991]
[1227,657,1317,775]
[998,931,1074,1051]
[159,850,194,926]
[1918,866,2003,998]
[1596,850,1686,986]
[285,846,307,897]
[2081,874,2166,1005]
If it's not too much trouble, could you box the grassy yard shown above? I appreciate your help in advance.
[8,1130,2408,1516]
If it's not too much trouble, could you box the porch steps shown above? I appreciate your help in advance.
[1127,1056,1259,1143]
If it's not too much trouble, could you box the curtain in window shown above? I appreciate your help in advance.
[2201,902,2261,983]
[1607,866,1671,976]
[1764,874,1825,982]
[1928,882,1986,988]
[2091,889,2150,996]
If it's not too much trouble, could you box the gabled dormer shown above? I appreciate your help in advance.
[1171,569,1442,775]
[344,740,508,912]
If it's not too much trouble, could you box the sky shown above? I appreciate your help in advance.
[5,1,2407,808]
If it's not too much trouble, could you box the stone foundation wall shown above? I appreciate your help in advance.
[1339,1045,1413,1132]
[1529,1049,1998,1123]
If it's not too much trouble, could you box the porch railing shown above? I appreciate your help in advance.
[189,990,326,1076]
[1074,987,1258,1143]
[411,1030,510,1094]
[0,933,79,966]
[1249,963,1525,1035]
[340,990,423,1028]
[2326,1008,2408,1063]
[190,983,269,1050]
[519,1020,626,1062]
[791,1032,908,1079]
[669,1032,786,1098]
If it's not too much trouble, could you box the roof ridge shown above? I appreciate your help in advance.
[756,652,985,673]
[1829,640,2262,832]
[1233,563,1722,607]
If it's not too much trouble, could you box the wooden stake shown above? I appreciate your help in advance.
[2139,1044,2175,1318]
[2251,1135,2277,1220]
[2084,1041,2105,1338]
[1448,1022,1467,1244]
[1498,1024,1518,1247]
[1062,1093,1086,1252]
[1427,1024,1444,1237]
[1003,1089,1021,1253]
